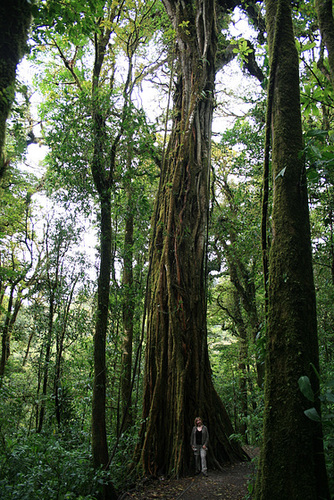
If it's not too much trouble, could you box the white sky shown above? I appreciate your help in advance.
[13,7,261,285]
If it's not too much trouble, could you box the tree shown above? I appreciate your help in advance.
[0,0,31,179]
[135,0,248,477]
[211,145,264,387]
[120,186,135,432]
[36,213,84,432]
[315,0,334,89]
[32,1,162,495]
[89,5,159,495]
[255,0,330,498]
[0,192,36,377]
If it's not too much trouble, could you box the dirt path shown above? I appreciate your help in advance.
[119,461,256,500]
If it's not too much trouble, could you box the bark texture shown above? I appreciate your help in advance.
[135,0,246,478]
[121,192,134,431]
[90,11,118,500]
[255,0,330,498]
[0,0,31,179]
[315,0,334,89]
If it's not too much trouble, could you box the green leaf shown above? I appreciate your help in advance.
[275,166,286,180]
[309,144,322,159]
[305,129,328,139]
[300,42,316,53]
[323,413,334,422]
[298,375,314,402]
[304,407,321,422]
[30,4,39,17]
[324,391,334,403]
[306,167,319,183]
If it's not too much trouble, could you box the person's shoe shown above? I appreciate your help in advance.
[202,471,208,477]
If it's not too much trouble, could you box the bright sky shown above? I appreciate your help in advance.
[13,6,261,284]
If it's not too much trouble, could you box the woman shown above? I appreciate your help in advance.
[190,416,209,476]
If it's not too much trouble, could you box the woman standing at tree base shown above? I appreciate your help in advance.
[190,417,209,477]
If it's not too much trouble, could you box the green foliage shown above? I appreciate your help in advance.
[108,423,142,491]
[208,325,264,445]
[303,128,334,187]
[232,38,254,63]
[0,431,98,499]
[31,0,105,46]
[298,375,315,403]
[299,375,334,492]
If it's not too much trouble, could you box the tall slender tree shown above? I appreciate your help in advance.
[315,0,334,89]
[255,0,330,498]
[121,184,135,432]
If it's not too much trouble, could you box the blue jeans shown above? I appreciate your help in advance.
[193,445,207,473]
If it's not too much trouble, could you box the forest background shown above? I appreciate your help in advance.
[0,0,334,499]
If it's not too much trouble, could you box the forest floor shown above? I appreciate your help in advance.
[119,447,259,500]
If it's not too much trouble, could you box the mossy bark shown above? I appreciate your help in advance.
[255,1,330,498]
[0,0,31,179]
[135,0,246,478]
[90,14,118,500]
[315,0,334,89]
[121,191,134,431]
[91,193,112,467]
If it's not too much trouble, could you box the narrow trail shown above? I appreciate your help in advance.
[119,460,257,500]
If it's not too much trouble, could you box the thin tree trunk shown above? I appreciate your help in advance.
[37,287,55,434]
[92,193,112,468]
[222,235,263,387]
[0,282,21,377]
[90,13,115,489]
[232,292,249,441]
[54,276,78,427]
[121,192,134,432]
[55,327,65,428]
[90,6,133,498]
[217,291,249,440]
[315,0,334,89]
[220,179,264,386]
[255,0,330,498]
[22,329,34,366]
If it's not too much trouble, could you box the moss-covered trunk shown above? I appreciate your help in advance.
[135,0,246,478]
[92,193,112,468]
[121,192,134,431]
[90,15,118,500]
[315,0,334,89]
[255,0,330,498]
[0,0,31,179]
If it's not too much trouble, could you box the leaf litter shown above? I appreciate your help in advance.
[119,450,259,500]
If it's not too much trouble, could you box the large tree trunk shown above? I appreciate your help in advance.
[255,0,330,498]
[135,0,246,478]
[0,0,31,179]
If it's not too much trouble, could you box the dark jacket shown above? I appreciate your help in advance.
[190,425,209,448]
